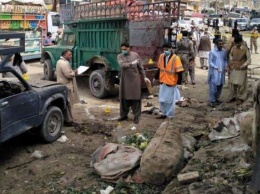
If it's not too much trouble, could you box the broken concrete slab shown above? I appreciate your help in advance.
[177,171,200,184]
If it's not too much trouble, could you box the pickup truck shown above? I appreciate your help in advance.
[0,32,68,143]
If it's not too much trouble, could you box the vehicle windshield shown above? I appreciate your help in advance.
[209,14,221,18]
[236,19,247,22]
[62,33,76,46]
[251,18,260,22]
[51,14,61,26]
[183,17,190,21]
[181,19,191,24]
[0,70,25,98]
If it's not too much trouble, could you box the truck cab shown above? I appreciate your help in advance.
[42,28,75,81]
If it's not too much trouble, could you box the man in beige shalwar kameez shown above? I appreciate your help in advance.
[56,49,80,125]
[227,36,251,105]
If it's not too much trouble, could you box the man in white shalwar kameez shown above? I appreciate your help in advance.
[154,43,184,119]
[208,39,227,107]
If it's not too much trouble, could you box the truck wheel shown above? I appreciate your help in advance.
[44,59,55,80]
[89,70,108,98]
[40,106,63,143]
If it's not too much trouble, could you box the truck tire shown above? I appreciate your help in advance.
[89,70,108,98]
[40,106,63,143]
[44,59,55,80]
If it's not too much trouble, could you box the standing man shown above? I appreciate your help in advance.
[55,26,63,45]
[226,29,247,51]
[176,30,195,84]
[222,28,231,48]
[187,32,196,85]
[213,28,221,45]
[198,30,211,70]
[213,19,217,30]
[117,42,151,124]
[43,32,53,47]
[56,49,80,126]
[191,26,201,56]
[207,18,210,28]
[227,36,251,105]
[250,26,259,54]
[215,18,219,30]
[208,39,227,108]
[154,43,184,119]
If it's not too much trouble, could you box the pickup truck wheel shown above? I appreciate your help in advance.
[89,70,108,98]
[40,106,63,143]
[44,59,55,81]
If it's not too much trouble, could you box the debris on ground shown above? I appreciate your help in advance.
[141,120,184,185]
[208,111,253,141]
[146,94,154,99]
[142,107,161,115]
[144,102,153,107]
[30,150,44,159]
[177,98,201,108]
[57,135,69,143]
[162,137,254,193]
[182,134,197,160]
[123,133,150,151]
[91,143,143,183]
[177,171,200,184]
[100,185,114,194]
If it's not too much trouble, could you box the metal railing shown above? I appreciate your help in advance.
[61,0,180,23]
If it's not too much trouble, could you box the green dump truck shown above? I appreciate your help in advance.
[41,0,180,98]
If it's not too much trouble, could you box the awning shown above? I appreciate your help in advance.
[191,13,205,18]
[0,0,45,5]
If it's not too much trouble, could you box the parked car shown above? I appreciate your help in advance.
[0,33,69,143]
[234,18,250,30]
[178,19,192,30]
[207,14,224,27]
[190,17,203,26]
[249,18,260,30]
[182,17,191,25]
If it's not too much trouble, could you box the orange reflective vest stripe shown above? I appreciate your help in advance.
[157,54,183,86]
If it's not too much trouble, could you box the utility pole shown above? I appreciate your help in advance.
[215,0,219,13]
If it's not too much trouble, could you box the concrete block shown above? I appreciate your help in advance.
[177,171,200,184]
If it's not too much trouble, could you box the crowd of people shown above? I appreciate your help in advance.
[1,23,253,125]
[114,24,252,123]
[49,23,253,125]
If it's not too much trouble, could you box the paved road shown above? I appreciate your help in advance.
[26,60,119,106]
